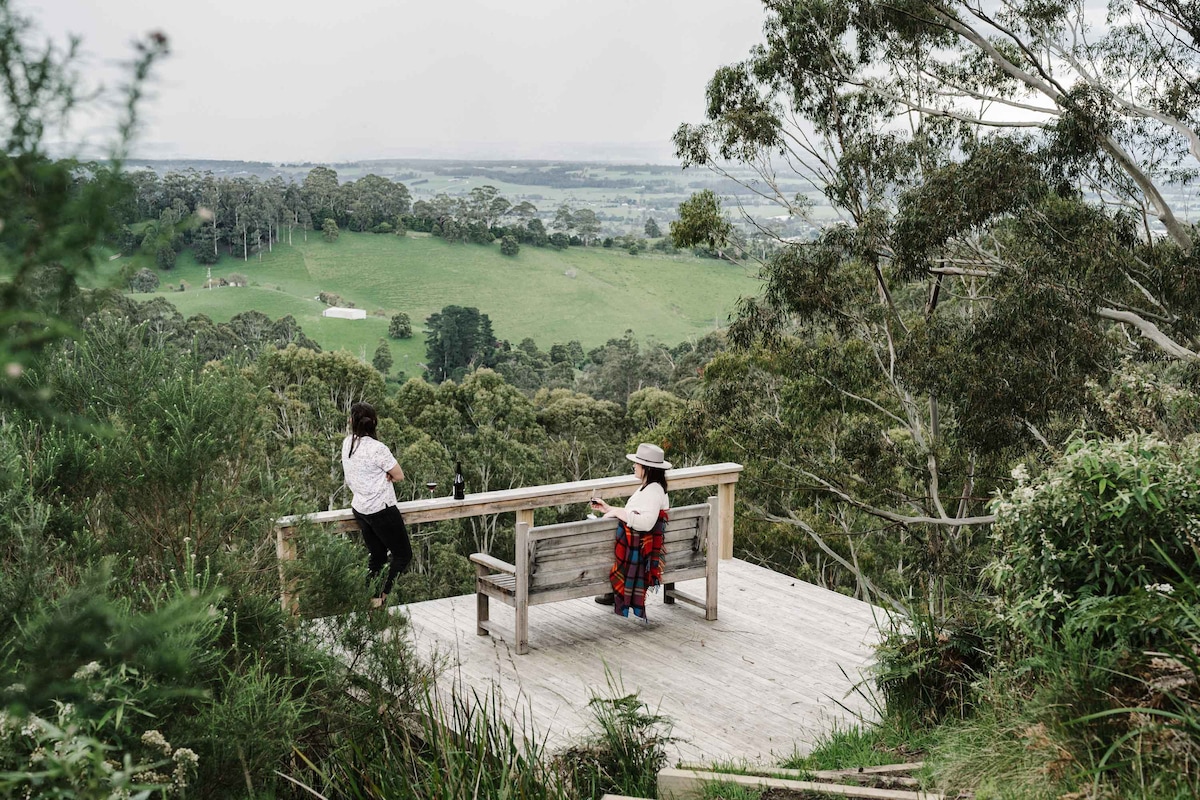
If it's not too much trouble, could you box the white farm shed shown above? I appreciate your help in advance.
[322,307,366,320]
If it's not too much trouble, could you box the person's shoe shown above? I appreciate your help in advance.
[369,595,387,609]
[594,593,614,605]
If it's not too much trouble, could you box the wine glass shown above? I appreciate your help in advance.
[425,481,438,499]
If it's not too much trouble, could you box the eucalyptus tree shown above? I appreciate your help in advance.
[259,174,286,252]
[125,168,163,221]
[671,0,1200,603]
[424,305,497,383]
[301,166,340,226]
[346,173,411,231]
[551,203,575,233]
[510,200,538,221]
[573,208,601,245]
[161,168,201,214]
[194,172,223,263]
[282,182,304,244]
[669,189,733,259]
[464,185,502,227]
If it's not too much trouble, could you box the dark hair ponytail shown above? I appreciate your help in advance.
[348,402,378,457]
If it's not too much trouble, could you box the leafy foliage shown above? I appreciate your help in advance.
[551,674,673,799]
[424,305,497,384]
[988,435,1200,647]
[388,311,413,339]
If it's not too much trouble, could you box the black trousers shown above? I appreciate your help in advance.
[352,505,412,597]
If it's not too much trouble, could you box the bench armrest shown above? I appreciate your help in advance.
[470,553,516,575]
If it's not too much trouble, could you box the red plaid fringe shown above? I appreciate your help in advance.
[609,509,667,619]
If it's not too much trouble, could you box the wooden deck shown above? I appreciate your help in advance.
[391,558,885,765]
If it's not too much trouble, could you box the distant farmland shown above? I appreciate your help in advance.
[127,232,762,365]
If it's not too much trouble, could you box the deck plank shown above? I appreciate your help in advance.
[389,558,883,765]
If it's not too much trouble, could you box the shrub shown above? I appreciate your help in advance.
[373,339,393,375]
[192,660,304,797]
[551,673,672,799]
[0,681,200,800]
[987,434,1200,647]
[321,218,339,242]
[388,312,412,339]
[500,235,520,256]
[318,291,350,308]
[129,268,159,293]
[155,243,176,270]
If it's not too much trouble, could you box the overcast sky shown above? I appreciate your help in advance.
[34,0,768,163]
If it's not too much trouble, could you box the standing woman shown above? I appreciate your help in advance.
[589,443,671,620]
[342,401,412,608]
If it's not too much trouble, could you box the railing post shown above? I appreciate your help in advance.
[475,561,490,636]
[717,481,736,560]
[515,519,531,655]
[277,524,298,615]
[706,495,719,620]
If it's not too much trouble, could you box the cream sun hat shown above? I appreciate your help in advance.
[626,443,672,470]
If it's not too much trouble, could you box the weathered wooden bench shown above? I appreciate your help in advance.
[470,498,719,654]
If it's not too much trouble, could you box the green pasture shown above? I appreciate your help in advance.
[124,231,762,360]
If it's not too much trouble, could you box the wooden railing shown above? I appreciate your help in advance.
[276,462,743,612]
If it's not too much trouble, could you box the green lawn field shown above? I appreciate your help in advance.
[124,231,763,361]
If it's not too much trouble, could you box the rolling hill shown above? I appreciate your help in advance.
[122,231,763,367]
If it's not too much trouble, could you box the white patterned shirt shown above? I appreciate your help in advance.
[341,435,398,514]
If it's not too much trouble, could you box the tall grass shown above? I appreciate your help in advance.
[298,691,565,800]
[551,670,673,798]
[287,672,672,800]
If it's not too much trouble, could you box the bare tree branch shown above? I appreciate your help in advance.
[1096,306,1200,359]
[758,505,910,615]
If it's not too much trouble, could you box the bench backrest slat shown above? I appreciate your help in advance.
[526,503,710,594]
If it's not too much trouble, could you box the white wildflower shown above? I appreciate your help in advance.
[1145,583,1175,595]
[141,729,172,757]
[72,661,103,680]
[173,747,199,788]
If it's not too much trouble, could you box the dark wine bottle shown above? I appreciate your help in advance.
[453,461,465,500]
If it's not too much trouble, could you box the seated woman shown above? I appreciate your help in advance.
[589,443,671,619]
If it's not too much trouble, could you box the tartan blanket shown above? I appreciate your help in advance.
[609,510,667,619]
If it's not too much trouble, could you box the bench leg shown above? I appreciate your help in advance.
[474,565,490,636]
[476,591,490,636]
[705,575,718,621]
[516,600,529,655]
[664,582,676,604]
